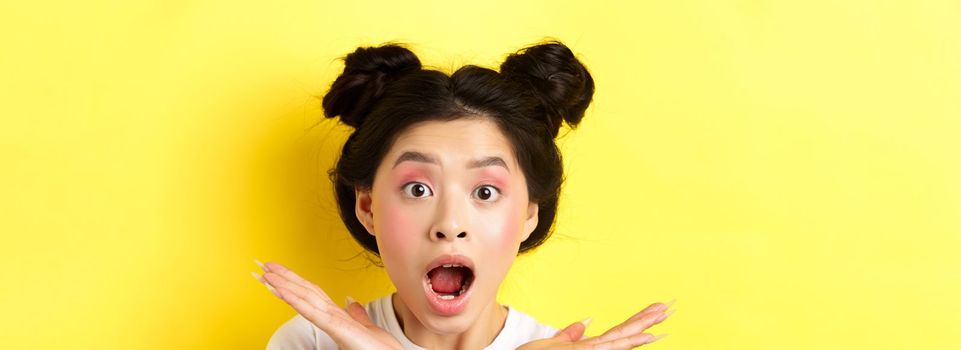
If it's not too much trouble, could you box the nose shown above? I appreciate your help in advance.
[430,191,470,242]
[434,231,468,240]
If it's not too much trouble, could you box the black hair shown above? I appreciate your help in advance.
[323,40,594,255]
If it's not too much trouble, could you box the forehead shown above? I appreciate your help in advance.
[385,118,517,167]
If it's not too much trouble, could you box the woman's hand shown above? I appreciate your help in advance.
[517,301,673,350]
[253,260,402,350]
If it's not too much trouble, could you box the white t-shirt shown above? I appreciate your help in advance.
[266,294,558,350]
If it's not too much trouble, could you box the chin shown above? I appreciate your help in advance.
[393,253,506,334]
[398,279,495,335]
[398,282,486,332]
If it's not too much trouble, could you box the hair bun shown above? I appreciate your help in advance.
[322,44,422,128]
[499,41,595,137]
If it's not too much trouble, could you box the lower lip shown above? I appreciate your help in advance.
[422,276,473,316]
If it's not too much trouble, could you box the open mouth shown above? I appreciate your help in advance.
[426,264,475,299]
[422,254,475,315]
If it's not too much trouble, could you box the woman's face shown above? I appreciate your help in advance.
[354,117,539,334]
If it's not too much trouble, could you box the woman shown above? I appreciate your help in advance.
[253,40,673,349]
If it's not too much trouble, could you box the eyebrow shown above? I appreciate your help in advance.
[391,151,510,172]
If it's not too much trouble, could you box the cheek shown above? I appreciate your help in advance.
[373,195,426,267]
[500,208,523,248]
[475,203,524,287]
[481,200,526,251]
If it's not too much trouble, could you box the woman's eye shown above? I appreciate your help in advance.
[473,185,501,202]
[402,182,433,198]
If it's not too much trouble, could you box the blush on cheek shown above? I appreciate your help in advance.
[497,203,525,250]
[378,201,418,250]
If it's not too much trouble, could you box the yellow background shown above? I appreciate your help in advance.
[2,1,959,349]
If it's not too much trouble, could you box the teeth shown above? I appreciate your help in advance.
[441,264,463,268]
[438,295,455,300]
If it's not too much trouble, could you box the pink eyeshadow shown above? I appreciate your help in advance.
[392,167,431,185]
[475,171,510,190]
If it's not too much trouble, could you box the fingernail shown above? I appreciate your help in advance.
[578,316,593,329]
[656,308,675,322]
[346,295,356,306]
[664,298,676,309]
[252,271,280,298]
[254,259,268,272]
[653,333,669,341]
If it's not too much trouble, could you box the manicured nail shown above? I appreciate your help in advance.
[254,259,268,272]
[656,308,675,322]
[578,316,593,329]
[346,295,356,306]
[653,333,669,341]
[252,271,280,298]
[251,271,264,283]
[664,299,676,309]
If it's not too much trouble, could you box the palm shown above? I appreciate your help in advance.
[254,261,402,350]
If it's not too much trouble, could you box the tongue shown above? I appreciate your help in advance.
[429,267,466,294]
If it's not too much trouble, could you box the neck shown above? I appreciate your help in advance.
[391,293,508,350]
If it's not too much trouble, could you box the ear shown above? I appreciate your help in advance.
[521,201,539,242]
[355,188,376,236]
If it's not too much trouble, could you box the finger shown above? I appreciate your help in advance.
[274,284,335,325]
[598,302,673,342]
[593,311,666,345]
[625,301,671,323]
[263,272,333,311]
[553,320,587,342]
[589,310,669,345]
[656,309,675,323]
[251,271,282,298]
[263,262,332,302]
[589,332,662,350]
[255,259,270,273]
[263,262,321,293]
[344,297,376,328]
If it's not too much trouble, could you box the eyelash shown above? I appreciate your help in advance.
[401,182,501,202]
